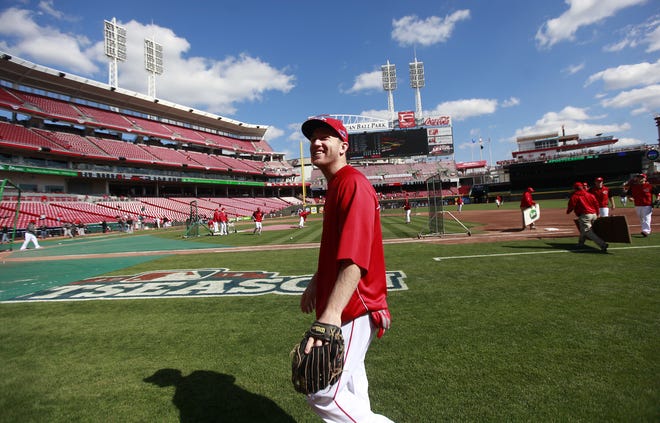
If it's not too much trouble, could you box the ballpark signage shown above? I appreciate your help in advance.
[5,268,408,302]
[344,121,389,132]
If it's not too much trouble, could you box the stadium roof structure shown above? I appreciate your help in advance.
[0,53,268,140]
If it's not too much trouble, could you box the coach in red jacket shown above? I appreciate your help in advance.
[567,182,608,252]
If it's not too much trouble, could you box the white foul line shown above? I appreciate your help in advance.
[432,244,660,261]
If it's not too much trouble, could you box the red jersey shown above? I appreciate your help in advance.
[629,182,654,206]
[315,165,388,323]
[213,210,222,222]
[252,210,264,222]
[589,186,611,207]
[567,190,599,216]
[520,191,535,208]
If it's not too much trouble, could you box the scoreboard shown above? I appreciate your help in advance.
[346,115,454,159]
[348,128,428,159]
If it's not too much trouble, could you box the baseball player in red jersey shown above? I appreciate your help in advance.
[298,209,311,228]
[567,181,608,251]
[212,208,222,233]
[219,207,228,235]
[403,197,412,223]
[252,207,263,235]
[299,116,392,422]
[520,187,537,229]
[627,173,658,237]
[589,177,615,217]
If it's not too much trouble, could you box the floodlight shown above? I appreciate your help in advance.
[104,18,127,88]
[382,60,397,122]
[144,37,164,98]
[409,60,425,89]
[409,57,425,119]
[381,61,397,91]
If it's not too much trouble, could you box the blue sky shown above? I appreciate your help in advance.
[0,0,659,164]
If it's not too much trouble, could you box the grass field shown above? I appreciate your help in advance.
[1,203,658,422]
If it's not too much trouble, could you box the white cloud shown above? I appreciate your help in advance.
[600,84,660,115]
[0,7,97,74]
[585,59,660,90]
[563,62,585,75]
[501,97,520,108]
[645,17,660,52]
[604,14,660,53]
[0,6,295,117]
[392,10,470,47]
[429,98,497,121]
[359,109,391,121]
[346,70,382,93]
[535,0,647,49]
[513,106,630,140]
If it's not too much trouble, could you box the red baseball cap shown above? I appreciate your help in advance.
[526,187,534,192]
[573,182,584,190]
[639,173,647,179]
[595,177,603,182]
[302,116,349,144]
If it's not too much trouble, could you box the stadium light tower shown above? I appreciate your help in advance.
[381,60,397,122]
[409,55,425,119]
[104,18,127,88]
[144,37,164,98]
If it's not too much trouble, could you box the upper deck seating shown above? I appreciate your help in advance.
[89,137,159,163]
[76,105,134,130]
[141,145,202,168]
[0,87,23,108]
[0,122,63,151]
[125,115,175,139]
[13,91,83,121]
[33,130,112,159]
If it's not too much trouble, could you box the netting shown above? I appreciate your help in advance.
[0,179,21,249]
[183,200,211,238]
[424,174,471,237]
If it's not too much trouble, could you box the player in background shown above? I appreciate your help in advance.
[589,177,615,217]
[212,208,222,234]
[299,116,393,422]
[403,197,412,223]
[252,207,264,235]
[298,208,311,228]
[520,187,537,230]
[495,194,503,208]
[219,207,228,235]
[456,196,464,212]
[567,182,608,252]
[20,220,41,250]
[627,173,658,237]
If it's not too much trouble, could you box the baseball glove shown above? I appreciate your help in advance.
[290,321,345,395]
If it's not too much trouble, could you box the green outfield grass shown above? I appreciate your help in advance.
[1,223,658,422]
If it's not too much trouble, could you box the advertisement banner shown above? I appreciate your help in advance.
[398,111,416,128]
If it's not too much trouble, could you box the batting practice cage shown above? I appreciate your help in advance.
[424,174,471,238]
[183,199,211,238]
[0,179,21,250]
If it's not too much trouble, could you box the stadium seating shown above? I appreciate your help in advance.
[33,129,112,159]
[0,122,64,151]
[12,91,84,121]
[0,87,23,107]
[88,137,159,163]
[76,105,135,130]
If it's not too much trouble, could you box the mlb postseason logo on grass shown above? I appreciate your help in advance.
[8,269,408,302]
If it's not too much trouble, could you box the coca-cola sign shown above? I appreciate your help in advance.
[423,116,451,127]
